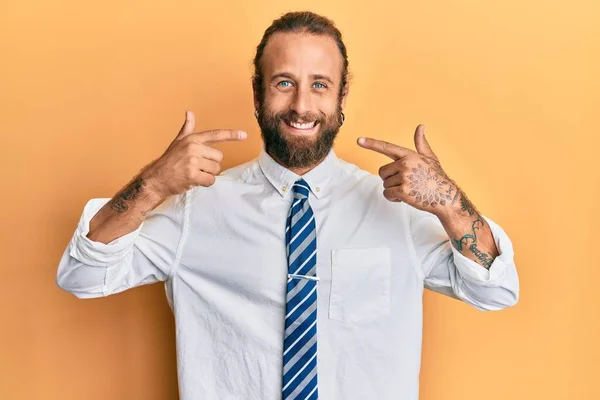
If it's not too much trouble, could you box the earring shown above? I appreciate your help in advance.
[254,110,259,119]
[340,112,345,126]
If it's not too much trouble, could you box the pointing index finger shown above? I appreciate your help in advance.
[196,129,248,145]
[357,137,414,160]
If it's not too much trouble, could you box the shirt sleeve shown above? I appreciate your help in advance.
[56,191,190,299]
[408,205,519,311]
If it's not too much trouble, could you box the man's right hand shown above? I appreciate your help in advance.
[142,110,247,199]
[86,111,247,244]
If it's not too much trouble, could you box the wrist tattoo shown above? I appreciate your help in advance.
[110,177,146,214]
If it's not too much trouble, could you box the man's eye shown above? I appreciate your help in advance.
[313,82,327,89]
[278,81,293,87]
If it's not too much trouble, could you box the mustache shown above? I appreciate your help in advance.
[277,110,324,124]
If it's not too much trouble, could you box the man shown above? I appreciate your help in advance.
[56,11,519,400]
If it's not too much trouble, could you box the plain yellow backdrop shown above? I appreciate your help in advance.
[1,0,599,399]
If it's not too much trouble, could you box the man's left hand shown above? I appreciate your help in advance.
[357,125,465,220]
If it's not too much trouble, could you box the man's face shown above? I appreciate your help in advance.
[255,32,348,169]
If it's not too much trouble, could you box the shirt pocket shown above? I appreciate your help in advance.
[328,247,391,324]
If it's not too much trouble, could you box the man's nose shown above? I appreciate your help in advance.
[289,86,313,117]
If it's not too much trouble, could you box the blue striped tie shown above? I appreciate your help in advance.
[282,178,319,400]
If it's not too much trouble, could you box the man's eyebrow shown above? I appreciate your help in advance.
[311,74,334,84]
[270,73,335,85]
[270,72,296,82]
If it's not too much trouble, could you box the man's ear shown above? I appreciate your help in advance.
[340,83,350,111]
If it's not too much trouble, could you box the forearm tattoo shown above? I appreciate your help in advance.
[407,157,494,269]
[451,218,494,269]
[459,192,477,216]
[109,177,146,214]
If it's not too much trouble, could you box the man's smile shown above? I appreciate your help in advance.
[282,119,320,135]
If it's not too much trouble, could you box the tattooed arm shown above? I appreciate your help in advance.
[358,126,518,309]
[87,171,165,244]
[410,156,499,270]
[87,111,245,245]
[437,188,498,269]
[358,125,498,269]
[56,111,245,298]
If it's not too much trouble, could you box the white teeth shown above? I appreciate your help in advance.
[289,121,316,130]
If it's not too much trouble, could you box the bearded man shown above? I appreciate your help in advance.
[57,11,519,400]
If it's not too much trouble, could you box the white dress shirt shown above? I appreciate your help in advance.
[56,148,519,400]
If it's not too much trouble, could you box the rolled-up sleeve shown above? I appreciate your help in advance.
[409,206,519,311]
[56,191,189,299]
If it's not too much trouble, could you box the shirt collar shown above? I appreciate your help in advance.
[258,147,337,199]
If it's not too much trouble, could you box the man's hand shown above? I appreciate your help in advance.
[88,110,247,244]
[141,110,248,200]
[357,125,465,219]
[358,125,500,269]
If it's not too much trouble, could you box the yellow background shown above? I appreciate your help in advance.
[1,0,598,399]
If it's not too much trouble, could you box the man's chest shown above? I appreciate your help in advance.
[176,195,422,325]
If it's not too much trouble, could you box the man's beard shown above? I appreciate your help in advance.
[257,101,342,169]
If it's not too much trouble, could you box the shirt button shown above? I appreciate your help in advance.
[316,187,320,192]
[282,186,287,192]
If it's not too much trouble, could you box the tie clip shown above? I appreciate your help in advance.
[288,273,320,281]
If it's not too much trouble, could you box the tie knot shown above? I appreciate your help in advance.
[292,179,311,199]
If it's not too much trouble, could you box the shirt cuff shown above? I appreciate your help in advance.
[450,215,515,286]
[68,198,145,267]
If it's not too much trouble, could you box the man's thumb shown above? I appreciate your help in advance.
[176,110,196,139]
[414,124,436,158]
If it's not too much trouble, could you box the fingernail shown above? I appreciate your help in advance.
[239,131,247,139]
[185,110,190,120]
[358,137,365,145]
